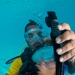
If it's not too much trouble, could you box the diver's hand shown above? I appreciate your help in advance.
[44,23,75,73]
[45,23,75,62]
[36,61,56,75]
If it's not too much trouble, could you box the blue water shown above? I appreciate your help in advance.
[0,0,75,75]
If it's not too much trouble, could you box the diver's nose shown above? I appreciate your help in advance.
[33,34,40,42]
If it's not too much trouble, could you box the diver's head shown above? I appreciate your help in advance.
[24,20,45,50]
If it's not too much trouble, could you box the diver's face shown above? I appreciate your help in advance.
[25,25,44,50]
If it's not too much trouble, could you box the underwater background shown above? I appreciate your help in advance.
[0,0,75,75]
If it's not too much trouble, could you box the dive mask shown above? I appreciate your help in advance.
[25,27,49,42]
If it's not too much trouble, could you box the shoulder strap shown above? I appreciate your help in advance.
[20,47,33,63]
[19,47,39,75]
[5,47,32,64]
[5,56,20,64]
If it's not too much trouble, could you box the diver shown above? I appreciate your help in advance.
[6,19,75,75]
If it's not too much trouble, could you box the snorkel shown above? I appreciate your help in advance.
[45,11,64,75]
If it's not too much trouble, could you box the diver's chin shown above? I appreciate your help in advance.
[34,44,44,50]
[35,45,41,50]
